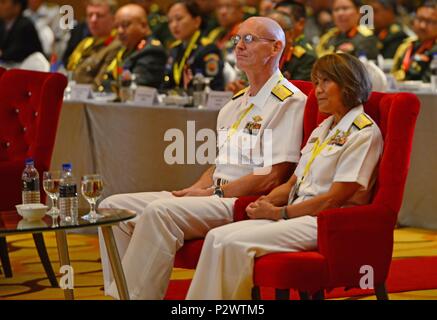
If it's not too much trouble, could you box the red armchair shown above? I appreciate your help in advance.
[174,81,317,269]
[0,69,67,286]
[234,91,420,300]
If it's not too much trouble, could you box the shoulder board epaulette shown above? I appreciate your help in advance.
[207,27,224,43]
[353,114,373,130]
[200,37,212,47]
[243,6,257,15]
[390,24,401,34]
[271,84,294,101]
[232,87,248,100]
[293,45,306,58]
[357,25,374,37]
[150,39,162,47]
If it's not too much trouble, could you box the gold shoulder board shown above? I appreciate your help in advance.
[357,26,373,37]
[271,84,294,101]
[293,45,306,58]
[353,114,373,130]
[151,39,161,46]
[232,87,248,100]
[201,37,212,46]
[390,24,401,34]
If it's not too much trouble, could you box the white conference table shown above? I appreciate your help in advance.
[51,93,437,229]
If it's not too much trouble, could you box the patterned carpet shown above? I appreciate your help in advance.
[0,227,436,300]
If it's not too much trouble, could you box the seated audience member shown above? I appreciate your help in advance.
[392,0,437,82]
[317,0,379,60]
[103,4,167,89]
[207,0,245,84]
[99,16,307,300]
[162,0,225,92]
[0,0,43,64]
[187,53,384,299]
[67,0,122,90]
[131,0,174,48]
[62,21,90,67]
[368,0,408,59]
[273,1,317,80]
[195,0,219,36]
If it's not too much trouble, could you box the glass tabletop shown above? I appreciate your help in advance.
[0,208,136,235]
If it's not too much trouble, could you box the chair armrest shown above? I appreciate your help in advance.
[317,204,396,286]
[233,196,260,221]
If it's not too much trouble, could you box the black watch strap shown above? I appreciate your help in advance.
[214,186,225,198]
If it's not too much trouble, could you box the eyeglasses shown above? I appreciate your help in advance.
[230,34,276,47]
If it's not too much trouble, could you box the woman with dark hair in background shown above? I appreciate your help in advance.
[161,0,224,92]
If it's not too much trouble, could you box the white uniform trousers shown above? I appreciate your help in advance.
[186,215,318,300]
[98,191,237,300]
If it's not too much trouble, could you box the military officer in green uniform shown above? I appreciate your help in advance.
[131,0,175,49]
[392,0,437,82]
[368,0,408,59]
[195,0,220,37]
[273,2,317,81]
[103,3,167,91]
[162,0,224,92]
[317,0,379,60]
[67,0,122,90]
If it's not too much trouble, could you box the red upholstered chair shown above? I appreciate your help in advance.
[174,81,316,269]
[0,67,5,77]
[0,69,67,286]
[234,90,421,300]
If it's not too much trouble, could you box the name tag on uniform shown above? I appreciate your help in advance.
[70,84,92,100]
[134,86,158,105]
[206,91,233,110]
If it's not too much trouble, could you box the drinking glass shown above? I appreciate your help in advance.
[43,171,61,227]
[81,174,104,221]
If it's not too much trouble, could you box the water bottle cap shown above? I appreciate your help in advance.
[25,158,34,165]
[62,163,72,170]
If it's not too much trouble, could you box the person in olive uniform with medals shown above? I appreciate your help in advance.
[103,4,167,90]
[67,0,122,89]
[317,0,379,60]
[162,0,224,92]
[273,1,317,81]
[392,0,437,82]
[368,0,408,59]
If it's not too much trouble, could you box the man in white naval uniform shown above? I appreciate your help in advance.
[99,16,307,300]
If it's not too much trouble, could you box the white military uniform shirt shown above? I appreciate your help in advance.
[213,68,306,183]
[293,105,384,205]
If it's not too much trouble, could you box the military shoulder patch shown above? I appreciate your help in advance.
[271,84,294,101]
[232,87,248,100]
[293,45,306,58]
[353,114,373,130]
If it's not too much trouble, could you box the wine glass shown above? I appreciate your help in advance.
[43,171,61,227]
[81,174,104,222]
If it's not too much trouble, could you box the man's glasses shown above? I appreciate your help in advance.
[231,34,277,47]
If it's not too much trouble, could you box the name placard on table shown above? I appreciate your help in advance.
[134,86,158,105]
[70,84,92,100]
[206,91,233,110]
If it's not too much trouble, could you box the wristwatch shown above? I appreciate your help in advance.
[213,186,225,198]
[281,206,289,220]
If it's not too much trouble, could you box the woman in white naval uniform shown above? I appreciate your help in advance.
[187,53,384,300]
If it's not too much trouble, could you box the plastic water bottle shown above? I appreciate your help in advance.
[59,163,78,224]
[430,53,437,93]
[192,71,205,107]
[21,158,41,204]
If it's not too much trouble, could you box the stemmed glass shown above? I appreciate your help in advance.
[43,171,61,227]
[81,174,104,222]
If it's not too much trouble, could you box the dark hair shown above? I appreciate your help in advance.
[275,0,306,21]
[12,0,27,12]
[167,0,202,18]
[311,53,372,108]
[369,0,397,13]
[419,0,437,10]
[334,0,363,9]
